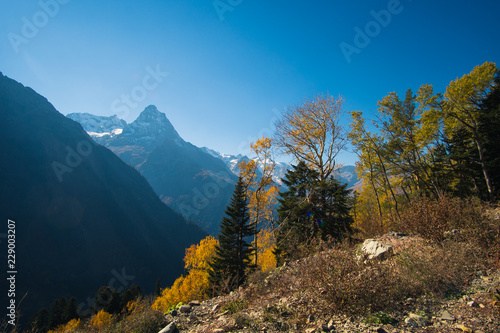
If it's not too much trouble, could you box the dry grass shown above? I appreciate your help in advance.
[248,197,500,319]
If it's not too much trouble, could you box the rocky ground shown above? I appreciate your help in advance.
[158,263,499,333]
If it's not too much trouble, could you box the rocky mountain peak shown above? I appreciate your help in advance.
[135,105,164,122]
[124,105,181,143]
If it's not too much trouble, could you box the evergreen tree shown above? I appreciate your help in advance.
[121,284,142,307]
[62,297,79,323]
[47,297,68,330]
[209,177,255,293]
[29,307,49,332]
[154,278,162,297]
[275,161,353,263]
[478,71,500,199]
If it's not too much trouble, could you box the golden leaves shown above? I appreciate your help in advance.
[252,228,277,272]
[90,310,113,331]
[275,93,346,180]
[47,319,81,333]
[152,236,219,313]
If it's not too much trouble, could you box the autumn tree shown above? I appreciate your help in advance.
[478,72,500,198]
[348,62,500,237]
[239,137,279,266]
[90,309,113,331]
[209,177,255,293]
[252,228,277,272]
[152,235,218,312]
[349,111,402,223]
[442,62,498,200]
[376,88,444,196]
[275,93,347,181]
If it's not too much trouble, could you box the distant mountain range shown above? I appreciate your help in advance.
[68,108,359,237]
[68,107,238,236]
[0,73,206,325]
[200,148,291,187]
[202,148,359,189]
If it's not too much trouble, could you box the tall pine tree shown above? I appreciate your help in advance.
[209,177,255,294]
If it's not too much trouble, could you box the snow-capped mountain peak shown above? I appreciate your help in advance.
[123,105,181,142]
[67,113,127,134]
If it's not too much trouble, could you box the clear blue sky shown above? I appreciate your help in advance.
[2,0,500,165]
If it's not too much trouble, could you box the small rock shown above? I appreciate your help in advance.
[387,231,408,238]
[327,318,336,331]
[189,300,201,306]
[179,304,192,313]
[455,324,473,332]
[405,298,415,305]
[321,322,333,332]
[212,329,225,333]
[405,313,428,327]
[158,321,179,333]
[305,328,316,333]
[212,304,220,312]
[466,301,478,307]
[376,328,388,333]
[169,309,178,317]
[441,310,455,321]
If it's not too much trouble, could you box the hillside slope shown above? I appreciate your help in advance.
[0,72,206,323]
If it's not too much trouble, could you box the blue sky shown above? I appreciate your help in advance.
[2,0,500,165]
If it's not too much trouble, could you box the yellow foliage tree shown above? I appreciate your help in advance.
[184,235,219,271]
[152,236,218,313]
[252,228,277,272]
[90,309,113,331]
[275,93,346,181]
[239,137,279,267]
[47,318,81,333]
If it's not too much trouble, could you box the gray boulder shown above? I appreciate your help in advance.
[358,239,394,261]
[158,321,179,333]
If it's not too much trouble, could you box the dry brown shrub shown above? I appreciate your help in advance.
[273,237,488,317]
[297,243,405,315]
[399,195,499,249]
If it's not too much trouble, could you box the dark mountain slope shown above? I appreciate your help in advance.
[0,72,206,323]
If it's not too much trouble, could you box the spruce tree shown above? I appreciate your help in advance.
[275,161,353,263]
[62,297,79,323]
[209,177,255,293]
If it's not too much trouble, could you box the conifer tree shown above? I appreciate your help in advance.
[154,279,162,297]
[30,307,49,332]
[275,161,353,263]
[47,297,68,330]
[63,297,79,323]
[209,177,255,293]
